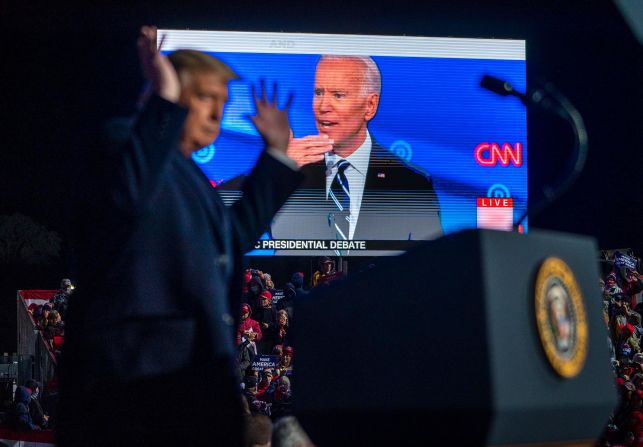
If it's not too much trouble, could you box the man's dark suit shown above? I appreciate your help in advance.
[270,140,442,254]
[57,95,303,446]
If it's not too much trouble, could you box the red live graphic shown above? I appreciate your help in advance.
[477,197,514,231]
[477,198,514,207]
[475,142,523,167]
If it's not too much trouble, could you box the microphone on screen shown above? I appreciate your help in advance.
[480,75,528,105]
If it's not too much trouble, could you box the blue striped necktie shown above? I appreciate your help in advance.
[329,159,351,242]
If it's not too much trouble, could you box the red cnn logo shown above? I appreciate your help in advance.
[475,142,523,167]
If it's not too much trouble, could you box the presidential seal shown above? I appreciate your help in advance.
[534,257,588,378]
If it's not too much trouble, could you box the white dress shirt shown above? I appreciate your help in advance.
[324,132,372,240]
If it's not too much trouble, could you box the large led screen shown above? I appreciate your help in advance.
[160,30,527,256]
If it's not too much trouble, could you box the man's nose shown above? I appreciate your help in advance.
[317,95,332,113]
[210,103,222,120]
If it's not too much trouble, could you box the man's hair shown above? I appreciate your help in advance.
[243,414,273,447]
[168,49,239,83]
[272,416,315,447]
[319,55,381,96]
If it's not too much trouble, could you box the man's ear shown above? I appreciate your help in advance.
[176,71,191,106]
[364,93,380,122]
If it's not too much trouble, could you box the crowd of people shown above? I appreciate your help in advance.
[1,279,72,432]
[236,258,343,430]
[6,264,338,444]
[7,379,51,431]
[29,278,73,357]
[598,250,643,446]
[8,251,642,446]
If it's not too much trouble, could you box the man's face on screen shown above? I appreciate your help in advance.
[179,71,228,156]
[313,58,378,156]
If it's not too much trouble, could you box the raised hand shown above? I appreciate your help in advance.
[287,131,334,168]
[249,80,293,153]
[137,26,180,103]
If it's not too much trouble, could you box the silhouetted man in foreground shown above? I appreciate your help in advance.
[57,26,302,446]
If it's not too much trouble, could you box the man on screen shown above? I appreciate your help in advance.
[273,55,442,250]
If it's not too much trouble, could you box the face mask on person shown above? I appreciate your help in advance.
[32,389,39,399]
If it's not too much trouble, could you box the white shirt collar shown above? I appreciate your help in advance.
[325,131,372,174]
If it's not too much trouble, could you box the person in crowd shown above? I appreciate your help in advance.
[10,386,41,431]
[245,275,267,316]
[616,318,641,359]
[244,375,260,408]
[39,304,52,330]
[621,268,643,308]
[243,413,273,447]
[32,304,44,321]
[238,332,258,382]
[50,278,74,320]
[278,283,296,319]
[251,399,273,417]
[238,303,263,345]
[270,376,293,420]
[263,273,276,292]
[291,272,309,299]
[276,346,293,378]
[272,344,284,359]
[256,369,275,402]
[44,310,64,341]
[256,291,277,354]
[275,310,289,348]
[605,273,624,299]
[622,389,643,443]
[243,270,254,295]
[611,296,642,336]
[25,379,49,429]
[272,416,315,447]
[312,257,335,287]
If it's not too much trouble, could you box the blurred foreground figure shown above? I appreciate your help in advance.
[57,26,302,446]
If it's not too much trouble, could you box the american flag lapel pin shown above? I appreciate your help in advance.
[377,172,386,179]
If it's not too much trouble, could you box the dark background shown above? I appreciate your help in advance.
[0,1,641,352]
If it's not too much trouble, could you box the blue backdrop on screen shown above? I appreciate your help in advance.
[171,51,527,244]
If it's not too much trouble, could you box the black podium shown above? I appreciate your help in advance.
[293,229,617,446]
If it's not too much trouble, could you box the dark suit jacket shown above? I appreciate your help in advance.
[270,140,442,254]
[59,95,302,410]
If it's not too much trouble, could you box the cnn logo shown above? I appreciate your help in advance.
[475,142,523,167]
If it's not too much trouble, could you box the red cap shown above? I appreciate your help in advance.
[617,377,626,386]
[241,303,251,314]
[284,346,294,356]
[260,291,273,301]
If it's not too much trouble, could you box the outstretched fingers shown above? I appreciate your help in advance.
[284,92,294,110]
[252,80,293,111]
[157,33,167,52]
[270,81,278,104]
[248,80,293,152]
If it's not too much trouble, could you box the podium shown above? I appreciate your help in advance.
[293,229,617,446]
